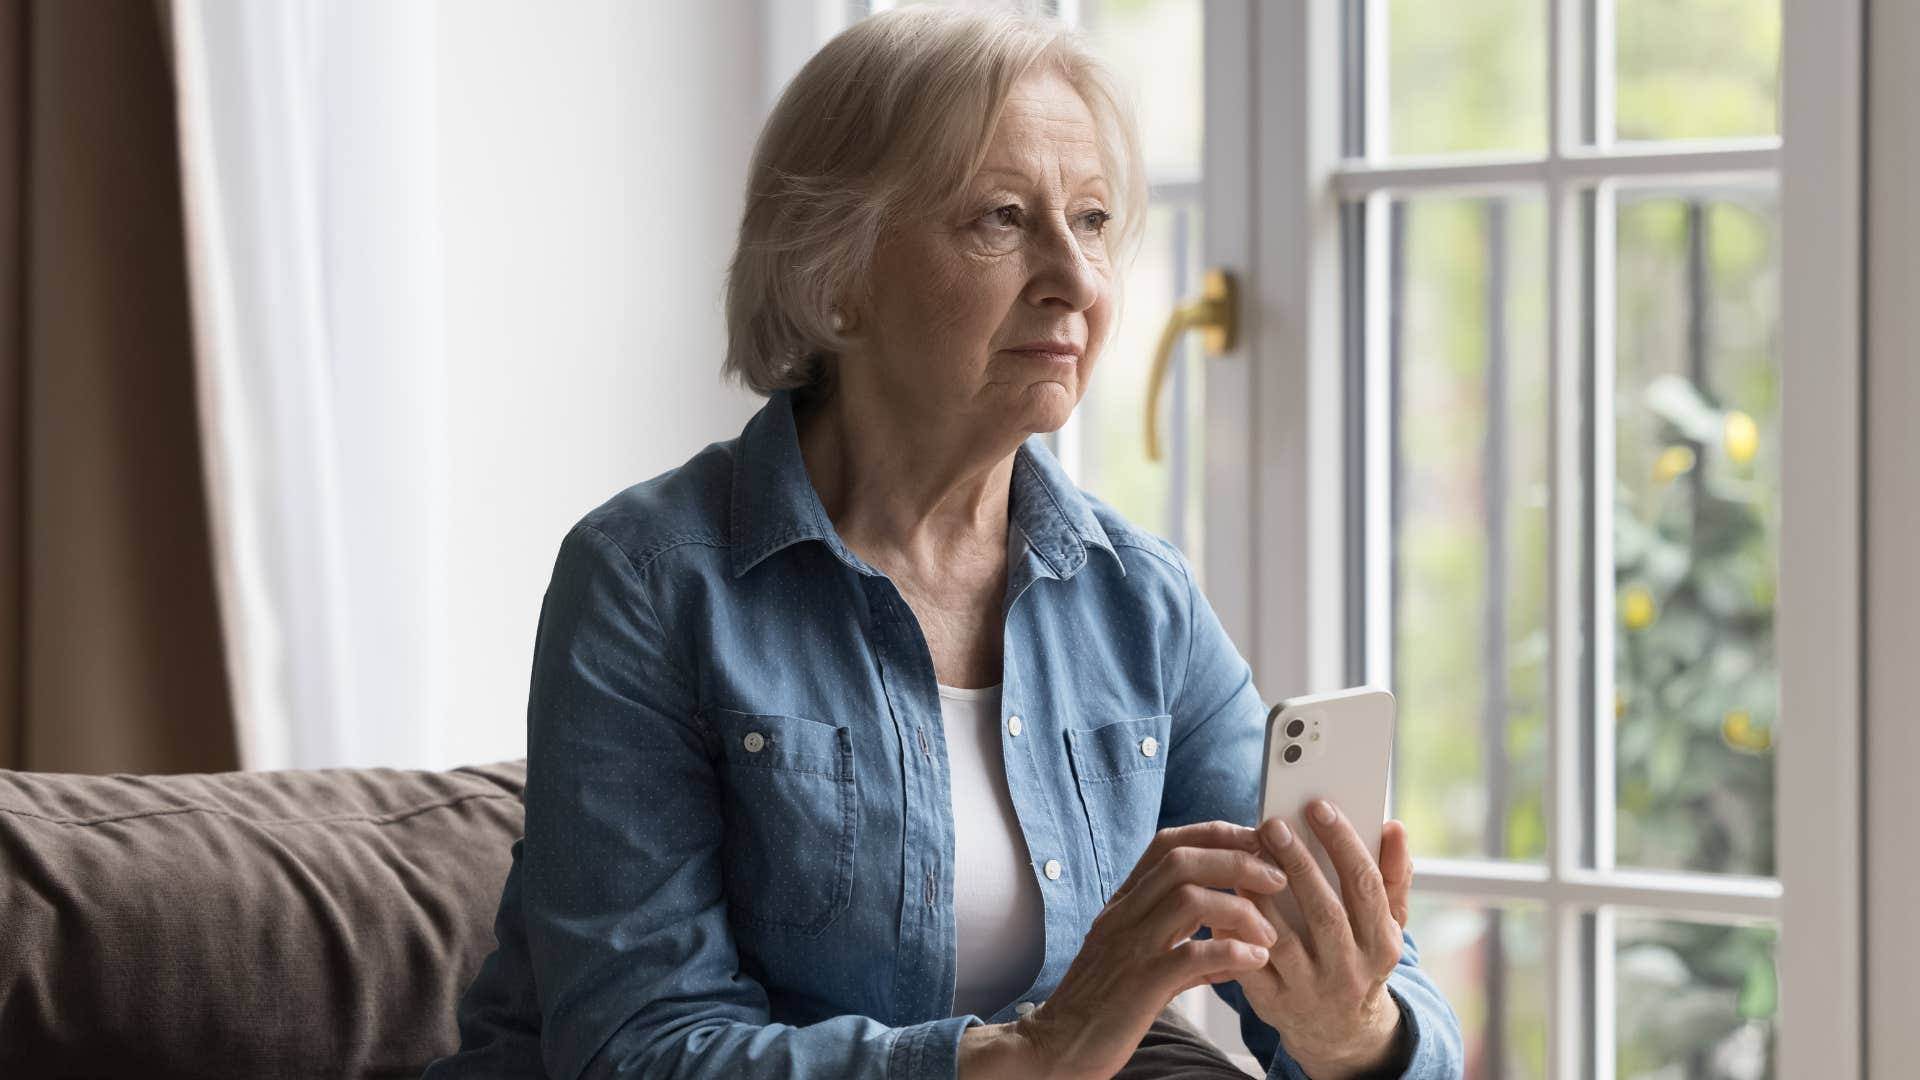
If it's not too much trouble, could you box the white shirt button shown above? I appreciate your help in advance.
[1140,736,1159,758]
[1007,715,1023,737]
[1043,859,1062,881]
[742,732,766,753]
[1014,1001,1038,1016]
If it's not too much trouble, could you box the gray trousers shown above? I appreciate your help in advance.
[1113,1007,1260,1079]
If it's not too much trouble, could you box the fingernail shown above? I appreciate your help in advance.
[1313,800,1338,825]
[1273,820,1294,848]
[1245,944,1269,964]
[1264,866,1287,888]
[1261,921,1279,947]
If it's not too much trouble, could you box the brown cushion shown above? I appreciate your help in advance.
[0,760,526,1079]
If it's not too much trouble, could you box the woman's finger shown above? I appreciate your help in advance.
[1158,936,1271,992]
[1220,929,1289,1001]
[1108,821,1262,906]
[1258,815,1354,960]
[1137,880,1279,952]
[1301,800,1396,960]
[1239,885,1312,980]
[1117,845,1288,931]
[1380,819,1412,930]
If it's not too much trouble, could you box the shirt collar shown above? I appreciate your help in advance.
[728,389,1121,580]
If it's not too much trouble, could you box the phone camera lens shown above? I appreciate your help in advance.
[1285,718,1306,738]
[1282,743,1303,764]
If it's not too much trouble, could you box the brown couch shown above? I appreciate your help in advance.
[0,759,527,1079]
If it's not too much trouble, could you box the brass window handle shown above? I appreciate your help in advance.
[1144,268,1238,462]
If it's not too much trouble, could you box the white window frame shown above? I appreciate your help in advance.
[1250,1,1864,1076]
[1863,2,1919,1074]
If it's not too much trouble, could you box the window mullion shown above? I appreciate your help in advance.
[1482,198,1512,865]
[1365,191,1394,697]
[1591,181,1618,876]
[1363,0,1387,161]
[1546,183,1584,880]
[1593,906,1618,1080]
[1592,0,1615,150]
[1553,901,1590,1080]
[1331,144,1779,199]
[1546,3,1588,1078]
[1412,857,1784,919]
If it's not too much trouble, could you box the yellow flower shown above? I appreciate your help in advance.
[1725,410,1759,464]
[1615,690,1627,719]
[1621,585,1657,630]
[1722,710,1773,752]
[1653,445,1697,483]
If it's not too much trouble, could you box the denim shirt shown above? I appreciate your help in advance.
[424,390,1463,1080]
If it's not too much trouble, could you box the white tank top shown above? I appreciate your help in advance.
[936,681,1045,1018]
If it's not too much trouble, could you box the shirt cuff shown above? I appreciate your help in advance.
[1384,980,1460,1079]
[887,1013,982,1080]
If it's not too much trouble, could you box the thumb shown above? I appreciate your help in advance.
[1380,819,1412,929]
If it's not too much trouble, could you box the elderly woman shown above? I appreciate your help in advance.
[427,8,1461,1080]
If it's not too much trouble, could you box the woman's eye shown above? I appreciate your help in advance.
[976,205,1108,236]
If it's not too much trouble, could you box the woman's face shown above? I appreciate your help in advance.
[845,69,1116,439]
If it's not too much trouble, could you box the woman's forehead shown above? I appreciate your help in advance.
[970,160,1109,197]
[976,81,1107,191]
[994,73,1096,141]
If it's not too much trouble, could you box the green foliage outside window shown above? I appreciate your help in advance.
[1614,372,1777,879]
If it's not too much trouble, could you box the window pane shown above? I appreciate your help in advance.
[1611,191,1778,877]
[1406,897,1548,1079]
[1070,0,1206,563]
[891,0,1209,212]
[1075,200,1204,554]
[1082,0,1202,178]
[1380,0,1546,157]
[1388,194,1549,862]
[1616,914,1777,1079]
[1613,0,1781,144]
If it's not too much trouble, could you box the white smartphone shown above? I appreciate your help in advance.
[1255,686,1396,936]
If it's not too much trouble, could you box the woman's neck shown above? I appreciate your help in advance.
[793,384,1020,568]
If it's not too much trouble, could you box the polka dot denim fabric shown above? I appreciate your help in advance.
[425,390,1461,1080]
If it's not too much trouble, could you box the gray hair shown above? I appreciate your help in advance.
[721,5,1148,397]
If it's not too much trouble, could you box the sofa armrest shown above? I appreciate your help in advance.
[0,759,526,1079]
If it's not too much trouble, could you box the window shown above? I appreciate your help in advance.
[1340,2,1786,1077]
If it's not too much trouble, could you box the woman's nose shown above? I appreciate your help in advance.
[1024,224,1101,312]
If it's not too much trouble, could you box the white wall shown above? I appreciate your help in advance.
[435,0,765,766]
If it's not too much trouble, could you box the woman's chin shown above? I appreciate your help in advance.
[1016,379,1080,434]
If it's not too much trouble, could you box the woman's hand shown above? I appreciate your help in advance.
[1233,804,1416,1080]
[972,820,1291,1080]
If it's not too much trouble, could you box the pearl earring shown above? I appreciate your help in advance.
[828,308,847,333]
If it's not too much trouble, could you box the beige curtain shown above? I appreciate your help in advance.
[0,0,234,773]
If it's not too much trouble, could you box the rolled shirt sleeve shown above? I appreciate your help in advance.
[1155,550,1466,1080]
[518,524,980,1080]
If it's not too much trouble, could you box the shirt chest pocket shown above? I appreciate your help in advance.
[1065,713,1172,902]
[708,708,857,937]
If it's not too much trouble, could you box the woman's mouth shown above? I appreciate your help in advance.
[1003,347,1080,365]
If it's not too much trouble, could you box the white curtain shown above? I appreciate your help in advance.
[169,0,450,770]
